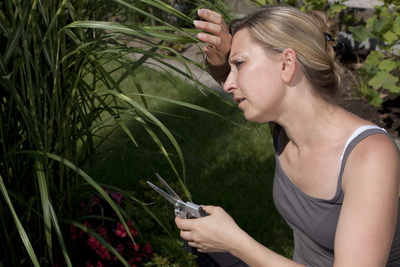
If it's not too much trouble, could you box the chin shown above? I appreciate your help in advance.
[244,114,268,123]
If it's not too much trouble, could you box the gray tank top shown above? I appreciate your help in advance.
[272,125,400,266]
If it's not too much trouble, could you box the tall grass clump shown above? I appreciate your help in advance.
[0,0,232,265]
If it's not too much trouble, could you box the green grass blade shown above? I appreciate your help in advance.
[65,21,197,43]
[138,0,193,24]
[0,175,40,267]
[35,159,52,263]
[48,203,72,267]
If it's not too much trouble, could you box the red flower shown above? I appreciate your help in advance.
[70,225,78,240]
[134,256,142,263]
[92,196,100,206]
[95,246,111,260]
[128,259,137,267]
[127,221,138,238]
[143,242,153,256]
[97,227,108,239]
[87,235,101,250]
[115,221,127,237]
[113,244,125,261]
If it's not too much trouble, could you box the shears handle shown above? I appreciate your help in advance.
[176,202,209,219]
[198,206,209,217]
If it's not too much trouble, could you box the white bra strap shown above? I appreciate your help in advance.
[340,125,386,162]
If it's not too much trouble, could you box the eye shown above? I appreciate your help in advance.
[235,61,244,68]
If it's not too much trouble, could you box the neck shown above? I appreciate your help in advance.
[277,89,343,150]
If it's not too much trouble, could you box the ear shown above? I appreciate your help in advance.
[280,48,297,83]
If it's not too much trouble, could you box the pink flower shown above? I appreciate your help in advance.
[111,192,123,205]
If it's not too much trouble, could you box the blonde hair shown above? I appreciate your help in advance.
[229,5,344,103]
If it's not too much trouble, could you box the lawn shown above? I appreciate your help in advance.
[84,63,294,261]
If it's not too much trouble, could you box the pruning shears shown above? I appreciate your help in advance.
[147,174,209,219]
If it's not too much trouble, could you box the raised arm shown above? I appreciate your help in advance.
[194,9,231,85]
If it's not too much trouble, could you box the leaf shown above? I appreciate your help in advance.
[329,4,347,13]
[365,51,384,65]
[388,84,400,94]
[368,71,399,90]
[372,16,390,33]
[378,59,397,71]
[35,159,52,262]
[382,74,399,89]
[368,70,390,89]
[0,175,40,267]
[369,94,384,107]
[382,30,399,44]
[348,26,374,41]
[65,21,198,44]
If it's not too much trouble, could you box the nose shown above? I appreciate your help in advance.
[223,71,238,93]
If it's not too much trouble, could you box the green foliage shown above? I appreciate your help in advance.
[0,0,232,266]
[246,0,348,18]
[348,1,400,106]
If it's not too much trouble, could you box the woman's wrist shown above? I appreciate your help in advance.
[205,58,230,85]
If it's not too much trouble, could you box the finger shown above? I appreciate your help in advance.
[194,20,228,37]
[175,216,196,231]
[188,241,201,249]
[197,9,227,26]
[199,33,230,58]
[198,33,223,47]
[180,229,192,241]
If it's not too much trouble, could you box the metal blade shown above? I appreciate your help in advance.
[155,173,183,202]
[146,180,180,206]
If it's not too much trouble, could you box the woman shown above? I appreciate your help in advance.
[175,5,400,267]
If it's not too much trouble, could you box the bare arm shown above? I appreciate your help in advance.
[335,134,400,266]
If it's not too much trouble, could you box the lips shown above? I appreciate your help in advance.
[235,98,246,104]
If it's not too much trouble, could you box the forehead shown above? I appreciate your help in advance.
[230,29,266,59]
[231,29,252,51]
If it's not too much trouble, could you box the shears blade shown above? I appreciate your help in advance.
[155,173,183,202]
[146,180,182,207]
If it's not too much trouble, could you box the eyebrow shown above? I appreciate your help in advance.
[228,52,243,63]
